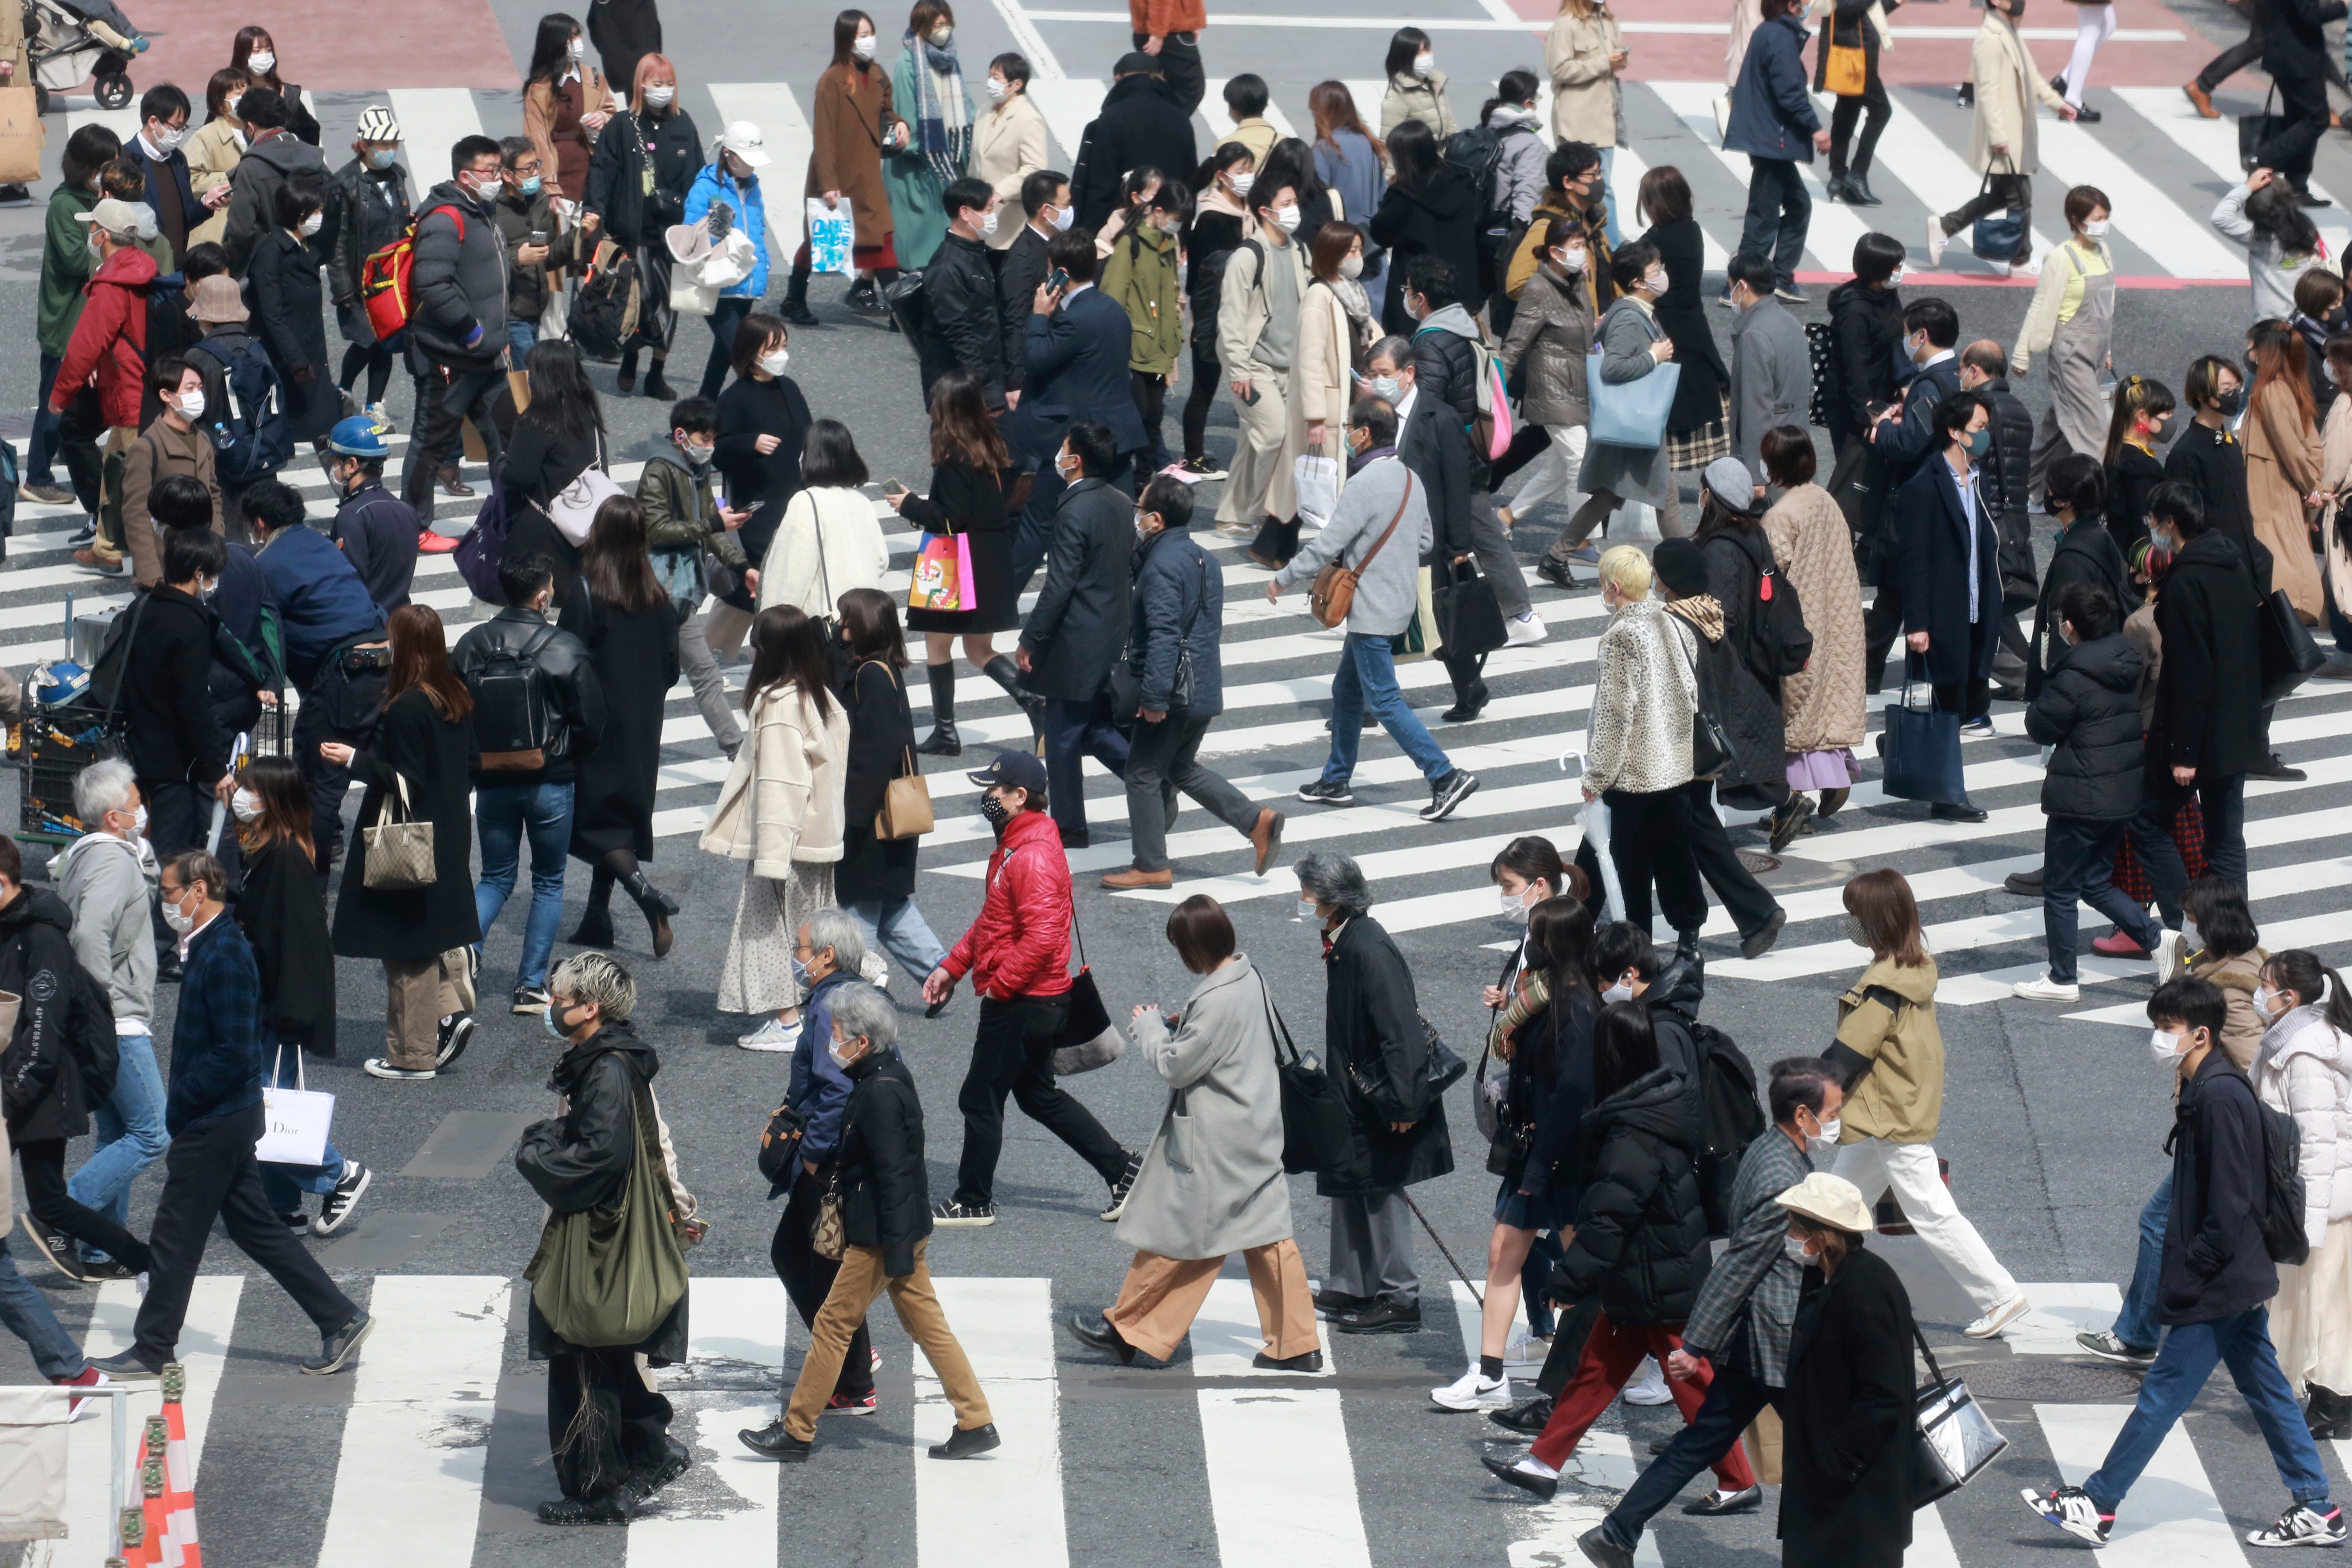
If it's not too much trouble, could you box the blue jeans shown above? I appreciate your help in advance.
[0,1234,85,1380]
[507,319,540,362]
[847,897,949,984]
[1043,694,1130,837]
[258,1046,348,1214]
[1737,157,1811,291]
[2084,1305,2330,1515]
[2113,1170,2172,1350]
[65,1029,167,1255]
[1522,1229,1564,1338]
[1604,1358,1779,1548]
[1596,146,1624,248]
[475,780,575,990]
[2044,815,2162,983]
[1320,632,1453,784]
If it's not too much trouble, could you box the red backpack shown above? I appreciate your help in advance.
[358,204,465,342]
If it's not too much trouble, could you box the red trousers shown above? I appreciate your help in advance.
[1529,1311,1757,1490]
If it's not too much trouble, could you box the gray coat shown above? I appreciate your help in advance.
[1022,476,1134,702]
[1272,452,1432,637]
[54,829,156,1033]
[1581,298,1675,508]
[1728,296,1812,479]
[1500,261,1592,429]
[223,131,328,275]
[1115,954,1295,1259]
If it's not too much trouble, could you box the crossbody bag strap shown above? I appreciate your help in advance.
[1354,470,1414,574]
[1913,1321,1949,1390]
[881,660,919,778]
[100,587,156,735]
[1256,969,1300,1065]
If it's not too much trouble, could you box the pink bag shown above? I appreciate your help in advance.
[908,531,974,612]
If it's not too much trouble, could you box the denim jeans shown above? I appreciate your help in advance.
[2112,1170,2172,1350]
[1604,1358,1779,1548]
[2127,772,2247,927]
[1320,632,1453,784]
[1737,157,1811,290]
[2084,1305,2330,1515]
[475,780,575,990]
[2044,815,2162,983]
[1595,146,1624,248]
[258,1046,349,1214]
[66,1028,168,1255]
[0,1234,85,1380]
[847,897,949,984]
[507,319,540,362]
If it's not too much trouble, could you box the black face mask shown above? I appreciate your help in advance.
[979,793,1012,829]
[2218,386,2249,419]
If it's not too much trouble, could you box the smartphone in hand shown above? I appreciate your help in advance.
[1045,267,1071,293]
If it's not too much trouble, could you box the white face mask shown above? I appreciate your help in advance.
[644,85,675,109]
[224,94,244,122]
[2148,1028,2187,1067]
[1807,1113,1842,1146]
[977,207,999,236]
[852,33,877,60]
[1050,202,1075,232]
[230,788,262,824]
[160,890,195,935]
[1499,885,1536,921]
[176,389,206,421]
[567,36,585,60]
[2183,917,2202,952]
[1296,897,1321,921]
[1271,204,1301,234]
[469,172,503,203]
[1602,980,1635,1004]
[682,438,714,466]
[247,50,275,75]
[1413,50,1435,75]
[2082,218,2109,239]
[1370,373,1401,401]
[299,210,323,236]
[829,1037,860,1068]
[987,75,1008,102]
[1642,267,1667,294]
[2254,985,2283,1023]
[1133,511,1154,543]
[1554,246,1586,274]
[112,802,148,838]
[930,25,954,46]
[759,349,791,377]
[1339,254,1363,280]
[1783,1236,1816,1266]
[1228,171,1255,199]
[152,122,188,152]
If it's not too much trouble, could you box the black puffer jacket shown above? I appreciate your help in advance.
[837,1048,932,1278]
[1977,376,2034,519]
[1823,278,1902,450]
[1695,525,1793,808]
[1072,76,1198,230]
[0,888,108,1142]
[2026,522,2131,701]
[406,181,508,366]
[2025,632,2145,820]
[1549,1064,1711,1325]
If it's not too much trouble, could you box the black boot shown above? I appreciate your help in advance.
[570,868,617,947]
[621,870,680,959]
[1845,171,1884,206]
[617,349,638,395]
[983,653,1048,748]
[782,270,819,327]
[643,359,675,400]
[919,662,961,755]
[2309,1385,2352,1441]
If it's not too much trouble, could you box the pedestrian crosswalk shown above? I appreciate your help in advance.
[27,1269,2286,1565]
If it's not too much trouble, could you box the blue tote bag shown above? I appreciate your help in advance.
[1586,353,1682,449]
[1880,656,1968,806]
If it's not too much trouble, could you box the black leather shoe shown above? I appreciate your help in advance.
[1930,801,1989,824]
[738,1419,812,1461]
[1739,908,1787,962]
[1767,793,1815,853]
[1059,826,1091,850]
[1442,681,1488,723]
[1482,1450,1560,1501]
[1066,1312,1137,1365]
[538,1492,633,1525]
[1333,1299,1423,1335]
[2004,868,2044,897]
[929,1421,1003,1459]
[2250,752,2308,781]
[1683,1484,1763,1515]
[1253,1348,1325,1371]
[1313,1287,1371,1318]
[1578,1525,1636,1568]
[1845,172,1883,206]
[1535,558,1577,591]
[1489,1393,1555,1434]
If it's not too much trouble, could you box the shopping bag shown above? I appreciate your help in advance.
[1390,566,1436,663]
[255,1047,335,1167]
[806,198,857,274]
[1431,558,1507,659]
[1580,792,1628,922]
[1741,1405,1785,1485]
[908,531,969,612]
[0,87,44,186]
[1586,353,1682,449]
[1293,453,1340,526]
[525,1082,689,1347]
[1879,659,1968,805]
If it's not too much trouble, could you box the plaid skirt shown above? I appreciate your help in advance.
[1666,395,1732,472]
[2111,797,2208,905]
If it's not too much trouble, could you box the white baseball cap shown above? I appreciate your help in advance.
[74,197,148,238]
[713,121,771,167]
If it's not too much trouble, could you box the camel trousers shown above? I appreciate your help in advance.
[1103,1238,1321,1362]
[784,1238,992,1442]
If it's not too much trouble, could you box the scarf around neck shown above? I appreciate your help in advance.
[905,33,972,185]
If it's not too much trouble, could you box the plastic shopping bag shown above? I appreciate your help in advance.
[1580,791,1628,925]
[806,199,856,275]
[1293,454,1340,527]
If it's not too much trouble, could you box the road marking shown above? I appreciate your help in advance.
[1876,93,2060,269]
[1999,1282,2126,1356]
[627,1275,790,1563]
[1196,1352,1371,1568]
[1025,79,1108,168]
[385,90,488,183]
[918,1277,1067,1568]
[63,1276,243,1555]
[2035,1403,2249,1564]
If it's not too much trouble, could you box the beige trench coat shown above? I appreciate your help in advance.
[1546,8,1625,147]
[973,92,1048,250]
[1764,482,1868,752]
[2245,377,2326,625]
[1968,12,2067,176]
[1289,279,1358,494]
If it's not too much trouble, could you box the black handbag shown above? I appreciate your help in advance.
[1259,973,1358,1178]
[1431,557,1508,660]
[755,1098,808,1187]
[2256,585,2326,704]
[2239,83,2287,172]
[1670,613,1737,776]
[1051,909,1125,1074]
[1109,552,1209,721]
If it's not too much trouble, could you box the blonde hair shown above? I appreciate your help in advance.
[1598,544,1652,600]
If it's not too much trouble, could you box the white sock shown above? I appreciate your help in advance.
[1515,1454,1560,1479]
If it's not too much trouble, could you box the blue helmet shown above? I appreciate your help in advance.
[327,413,392,459]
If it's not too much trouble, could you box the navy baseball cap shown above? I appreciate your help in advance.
[966,751,1048,793]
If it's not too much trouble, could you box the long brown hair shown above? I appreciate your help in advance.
[928,367,1011,471]
[1307,81,1383,161]
[384,604,474,722]
[583,496,667,616]
[838,586,909,669]
[1844,867,1928,968]
[1309,221,1360,285]
[231,26,283,90]
[743,604,835,719]
[236,754,313,864]
[2249,318,2318,435]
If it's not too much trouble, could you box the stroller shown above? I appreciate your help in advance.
[24,0,147,111]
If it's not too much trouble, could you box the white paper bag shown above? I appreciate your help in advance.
[805,198,856,275]
[1293,454,1340,526]
[256,1048,335,1168]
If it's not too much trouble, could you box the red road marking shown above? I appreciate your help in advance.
[77,0,521,96]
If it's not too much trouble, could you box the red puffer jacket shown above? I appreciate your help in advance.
[50,245,156,428]
[943,807,1073,1001]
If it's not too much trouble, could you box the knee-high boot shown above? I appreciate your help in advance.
[918,662,960,755]
[984,653,1047,750]
[569,866,616,948]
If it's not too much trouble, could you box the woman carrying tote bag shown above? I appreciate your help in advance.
[1554,243,1688,556]
[835,586,951,987]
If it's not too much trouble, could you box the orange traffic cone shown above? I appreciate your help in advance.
[118,1418,163,1568]
[160,1365,202,1568]
[139,1455,171,1568]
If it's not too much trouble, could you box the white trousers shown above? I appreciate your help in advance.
[1830,1137,2020,1314]
[1509,423,1590,517]
[2059,4,2116,103]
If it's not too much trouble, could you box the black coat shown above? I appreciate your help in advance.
[516,1023,688,1364]
[999,224,1054,390]
[919,230,1009,409]
[587,0,665,100]
[245,228,337,441]
[502,420,601,514]
[1315,915,1455,1198]
[1548,1066,1711,1326]
[121,584,232,792]
[326,159,414,318]
[2150,530,2267,781]
[235,841,338,1054]
[1022,477,1134,702]
[1892,454,2001,685]
[2106,443,2167,558]
[1780,1245,1919,1568]
[332,687,483,962]
[2160,1046,2280,1324]
[900,458,1018,634]
[2025,633,2146,820]
[584,105,701,247]
[2262,0,2347,84]
[569,594,681,862]
[715,374,812,568]
[836,1048,932,1277]
[1072,76,1198,230]
[1637,217,1730,435]
[1977,376,2035,521]
[1695,527,1791,807]
[0,888,103,1142]
[1368,167,1481,335]
[2166,423,2271,592]
[836,658,920,905]
[1401,321,1481,559]
[1823,278,1902,450]
[2026,521,2132,701]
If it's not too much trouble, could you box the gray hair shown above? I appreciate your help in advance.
[1295,849,1372,917]
[74,759,138,828]
[828,981,897,1052]
[549,951,637,1022]
[802,907,869,979]
[1366,334,1412,372]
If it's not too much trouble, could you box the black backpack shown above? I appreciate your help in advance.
[466,623,560,772]
[1441,121,1534,235]
[188,338,294,484]
[2254,1098,2312,1266]
[1689,1021,1766,1239]
[567,241,640,359]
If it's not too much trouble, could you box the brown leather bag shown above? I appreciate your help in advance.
[1308,471,1415,629]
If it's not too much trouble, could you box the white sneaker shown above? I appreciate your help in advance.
[1503,1328,1552,1369]
[2157,926,2188,980]
[1621,1355,1674,1406]
[1431,1364,1513,1411]
[1964,1292,2032,1339]
[737,1017,802,1052]
[1925,213,1950,268]
[1504,611,1547,647]
[2011,973,2080,1002]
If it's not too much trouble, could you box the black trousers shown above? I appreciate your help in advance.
[1134,31,1205,115]
[16,1138,153,1272]
[547,1345,674,1501]
[1604,1359,1781,1546]
[1680,778,1782,939]
[769,1165,873,1399]
[57,386,107,519]
[954,994,1129,1208]
[2198,8,2263,90]
[1598,786,1708,937]
[1934,675,1991,723]
[397,359,507,523]
[1863,578,1904,691]
[1181,345,1219,460]
[2255,70,2331,185]
[1131,369,1170,485]
[293,657,387,873]
[1938,173,2034,263]
[133,1101,360,1364]
[1828,76,1890,178]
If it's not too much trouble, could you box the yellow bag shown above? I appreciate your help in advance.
[1824,41,1867,97]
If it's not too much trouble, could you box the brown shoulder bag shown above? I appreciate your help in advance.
[1309,471,1415,629]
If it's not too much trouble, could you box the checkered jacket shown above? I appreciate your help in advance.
[1678,1129,1812,1388]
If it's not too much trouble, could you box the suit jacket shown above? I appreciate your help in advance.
[1021,476,1134,701]
[1016,287,1150,458]
[1893,453,2001,685]
[999,225,1053,391]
